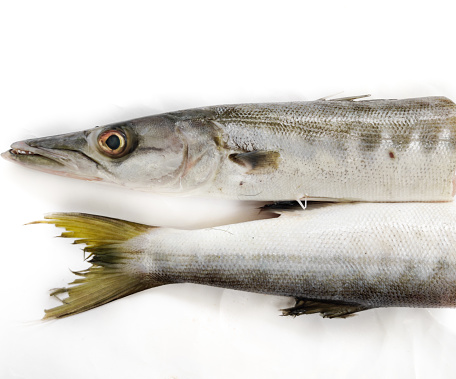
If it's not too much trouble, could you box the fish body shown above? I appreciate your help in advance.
[4,96,456,202]
[41,202,456,318]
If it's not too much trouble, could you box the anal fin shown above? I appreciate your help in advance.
[229,150,280,174]
[281,298,370,318]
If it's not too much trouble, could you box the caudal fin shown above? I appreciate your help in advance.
[31,213,160,319]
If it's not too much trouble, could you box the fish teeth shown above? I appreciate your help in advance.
[11,149,34,155]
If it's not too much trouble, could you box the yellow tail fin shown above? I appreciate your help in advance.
[31,213,159,319]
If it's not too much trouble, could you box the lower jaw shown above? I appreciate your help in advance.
[2,151,102,182]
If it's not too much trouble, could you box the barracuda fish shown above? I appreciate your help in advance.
[3,96,456,202]
[36,202,456,319]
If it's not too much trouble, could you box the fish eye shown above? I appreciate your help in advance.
[97,129,128,157]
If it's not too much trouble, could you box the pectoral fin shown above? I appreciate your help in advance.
[281,298,370,318]
[229,151,280,174]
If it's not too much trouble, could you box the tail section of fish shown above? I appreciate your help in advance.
[32,213,163,319]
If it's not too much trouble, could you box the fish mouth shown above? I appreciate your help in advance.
[10,147,36,156]
[3,141,61,165]
[2,141,102,181]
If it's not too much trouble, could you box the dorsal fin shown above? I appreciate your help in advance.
[317,94,371,101]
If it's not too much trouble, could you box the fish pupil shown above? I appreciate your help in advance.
[106,135,121,150]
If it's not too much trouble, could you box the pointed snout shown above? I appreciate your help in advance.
[2,131,103,182]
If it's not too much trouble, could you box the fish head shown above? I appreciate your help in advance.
[2,115,204,192]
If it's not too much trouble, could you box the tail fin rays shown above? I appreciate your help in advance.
[31,213,158,319]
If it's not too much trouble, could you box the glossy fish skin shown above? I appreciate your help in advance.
[41,202,456,318]
[209,96,456,201]
[3,96,456,201]
[140,202,456,309]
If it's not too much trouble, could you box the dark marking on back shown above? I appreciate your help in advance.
[389,151,395,159]
[391,128,413,151]
[229,150,280,174]
[419,119,443,151]
[359,126,382,152]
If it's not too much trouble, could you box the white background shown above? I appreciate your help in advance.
[2,1,456,378]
